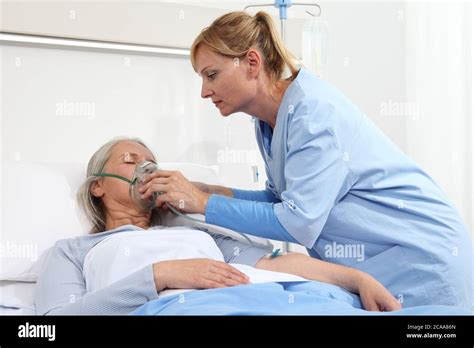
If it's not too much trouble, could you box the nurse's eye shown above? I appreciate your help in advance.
[207,72,217,81]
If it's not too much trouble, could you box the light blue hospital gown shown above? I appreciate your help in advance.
[205,67,473,309]
[35,225,272,315]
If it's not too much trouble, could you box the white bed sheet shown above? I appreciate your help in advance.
[0,280,37,315]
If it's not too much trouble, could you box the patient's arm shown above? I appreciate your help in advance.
[255,252,402,312]
[36,242,161,315]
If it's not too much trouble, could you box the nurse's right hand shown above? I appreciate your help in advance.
[152,258,250,292]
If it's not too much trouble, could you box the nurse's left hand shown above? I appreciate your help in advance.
[139,170,210,214]
[357,274,402,312]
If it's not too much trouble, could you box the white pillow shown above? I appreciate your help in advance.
[1,161,88,281]
[0,280,37,310]
[0,161,222,281]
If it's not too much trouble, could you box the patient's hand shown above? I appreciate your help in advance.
[152,259,250,292]
[356,273,402,312]
[256,252,402,312]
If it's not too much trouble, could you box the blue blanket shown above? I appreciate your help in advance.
[131,281,471,315]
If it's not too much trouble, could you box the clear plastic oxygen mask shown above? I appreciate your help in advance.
[129,160,160,211]
[93,154,160,212]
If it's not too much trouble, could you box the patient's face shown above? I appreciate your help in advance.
[99,141,156,210]
[195,45,257,117]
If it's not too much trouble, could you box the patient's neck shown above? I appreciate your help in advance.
[104,205,151,231]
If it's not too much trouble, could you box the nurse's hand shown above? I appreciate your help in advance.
[152,259,250,292]
[139,170,211,214]
[357,274,402,312]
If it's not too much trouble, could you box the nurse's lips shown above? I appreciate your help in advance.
[213,100,222,107]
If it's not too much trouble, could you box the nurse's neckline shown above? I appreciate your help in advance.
[267,68,301,130]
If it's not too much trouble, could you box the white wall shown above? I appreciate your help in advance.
[0,42,267,183]
[0,1,220,49]
[404,2,473,233]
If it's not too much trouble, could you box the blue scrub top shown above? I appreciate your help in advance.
[206,67,473,309]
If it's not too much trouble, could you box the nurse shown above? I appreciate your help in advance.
[140,11,473,308]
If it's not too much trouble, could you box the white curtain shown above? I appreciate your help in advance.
[405,1,473,233]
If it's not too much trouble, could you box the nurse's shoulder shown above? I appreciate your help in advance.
[285,68,363,138]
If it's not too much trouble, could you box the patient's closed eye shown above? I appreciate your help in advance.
[121,152,156,165]
[121,152,139,164]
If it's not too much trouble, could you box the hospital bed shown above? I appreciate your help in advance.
[0,162,469,315]
[1,160,470,316]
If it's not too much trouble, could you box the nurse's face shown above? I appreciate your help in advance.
[195,45,257,117]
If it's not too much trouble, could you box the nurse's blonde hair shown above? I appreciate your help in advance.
[190,11,299,83]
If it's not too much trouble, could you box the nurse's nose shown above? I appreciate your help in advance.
[201,83,213,99]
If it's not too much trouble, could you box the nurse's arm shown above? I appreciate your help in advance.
[191,181,280,203]
[192,181,279,203]
[255,252,402,312]
[191,181,233,197]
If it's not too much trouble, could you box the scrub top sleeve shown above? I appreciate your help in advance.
[274,108,352,248]
[205,194,299,243]
[231,186,280,203]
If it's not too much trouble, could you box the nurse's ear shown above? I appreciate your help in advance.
[245,48,263,78]
[90,179,105,198]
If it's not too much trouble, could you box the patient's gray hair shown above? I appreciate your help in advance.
[77,136,161,234]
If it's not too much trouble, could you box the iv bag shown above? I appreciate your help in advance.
[302,18,329,77]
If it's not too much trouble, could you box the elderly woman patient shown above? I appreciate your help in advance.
[35,137,401,315]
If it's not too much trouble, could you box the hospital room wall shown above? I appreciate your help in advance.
[403,2,473,235]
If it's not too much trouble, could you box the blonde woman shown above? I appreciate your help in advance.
[141,11,473,309]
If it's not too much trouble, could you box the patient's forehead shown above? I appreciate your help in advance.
[111,141,155,161]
